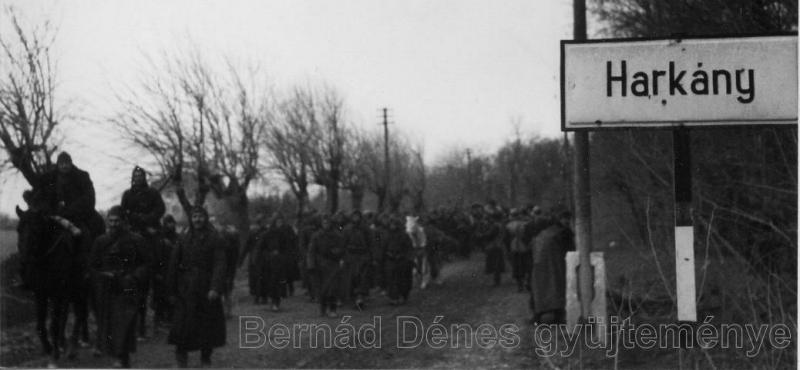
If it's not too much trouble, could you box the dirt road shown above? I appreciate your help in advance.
[10,254,547,368]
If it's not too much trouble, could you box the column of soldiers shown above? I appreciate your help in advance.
[25,152,576,368]
[216,197,575,357]
[239,200,574,327]
[427,202,575,325]
[242,211,420,317]
[95,165,232,367]
[36,157,232,368]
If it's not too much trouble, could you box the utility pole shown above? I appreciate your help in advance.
[563,132,572,210]
[382,108,390,211]
[572,0,594,323]
[465,148,472,203]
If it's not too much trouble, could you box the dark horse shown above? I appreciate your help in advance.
[16,200,96,367]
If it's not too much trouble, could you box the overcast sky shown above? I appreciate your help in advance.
[0,0,577,214]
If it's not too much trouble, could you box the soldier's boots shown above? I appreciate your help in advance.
[355,296,365,310]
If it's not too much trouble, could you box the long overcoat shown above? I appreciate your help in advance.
[383,228,414,301]
[279,225,301,283]
[89,230,149,357]
[36,167,96,225]
[308,228,348,301]
[531,222,575,315]
[343,222,373,298]
[245,227,267,297]
[481,222,506,275]
[258,226,292,299]
[167,225,227,351]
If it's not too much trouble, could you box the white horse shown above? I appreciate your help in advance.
[405,216,431,289]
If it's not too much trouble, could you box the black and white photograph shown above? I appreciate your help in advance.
[0,0,797,368]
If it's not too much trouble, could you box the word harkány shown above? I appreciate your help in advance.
[606,61,755,103]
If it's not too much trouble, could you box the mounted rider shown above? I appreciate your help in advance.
[120,165,166,339]
[34,152,103,248]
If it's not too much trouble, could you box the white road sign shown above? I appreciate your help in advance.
[561,35,798,130]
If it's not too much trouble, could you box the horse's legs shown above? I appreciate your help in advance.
[70,289,89,340]
[420,254,431,289]
[67,293,87,360]
[50,297,69,363]
[137,278,150,338]
[79,296,90,342]
[76,278,91,343]
[35,294,52,355]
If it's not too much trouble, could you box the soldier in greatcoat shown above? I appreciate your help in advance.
[297,214,320,302]
[480,211,508,286]
[89,206,149,368]
[371,213,392,295]
[152,215,177,327]
[240,220,268,304]
[383,216,414,305]
[308,215,348,317]
[36,152,100,239]
[421,221,454,286]
[506,209,531,292]
[166,207,226,368]
[343,211,374,309]
[530,210,575,325]
[219,225,240,317]
[258,216,293,312]
[279,219,300,297]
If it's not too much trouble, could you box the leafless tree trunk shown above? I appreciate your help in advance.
[360,131,388,212]
[265,87,314,220]
[0,8,63,185]
[296,84,347,214]
[341,128,371,212]
[409,147,426,213]
[113,48,271,252]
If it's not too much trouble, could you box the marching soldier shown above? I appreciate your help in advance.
[343,211,374,309]
[89,206,149,368]
[531,210,575,325]
[308,215,348,318]
[258,216,293,312]
[297,213,321,302]
[152,215,177,327]
[506,209,531,292]
[167,207,227,368]
[480,211,507,286]
[383,216,414,305]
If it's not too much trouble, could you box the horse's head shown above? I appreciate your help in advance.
[16,204,47,259]
[15,189,64,259]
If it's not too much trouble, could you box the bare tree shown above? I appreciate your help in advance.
[264,87,314,218]
[360,130,389,211]
[424,146,469,208]
[340,128,373,211]
[592,0,797,37]
[113,48,271,249]
[0,7,63,184]
[296,84,347,214]
[354,128,425,213]
[383,134,424,213]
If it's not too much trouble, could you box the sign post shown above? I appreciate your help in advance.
[672,129,695,321]
[561,34,798,323]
